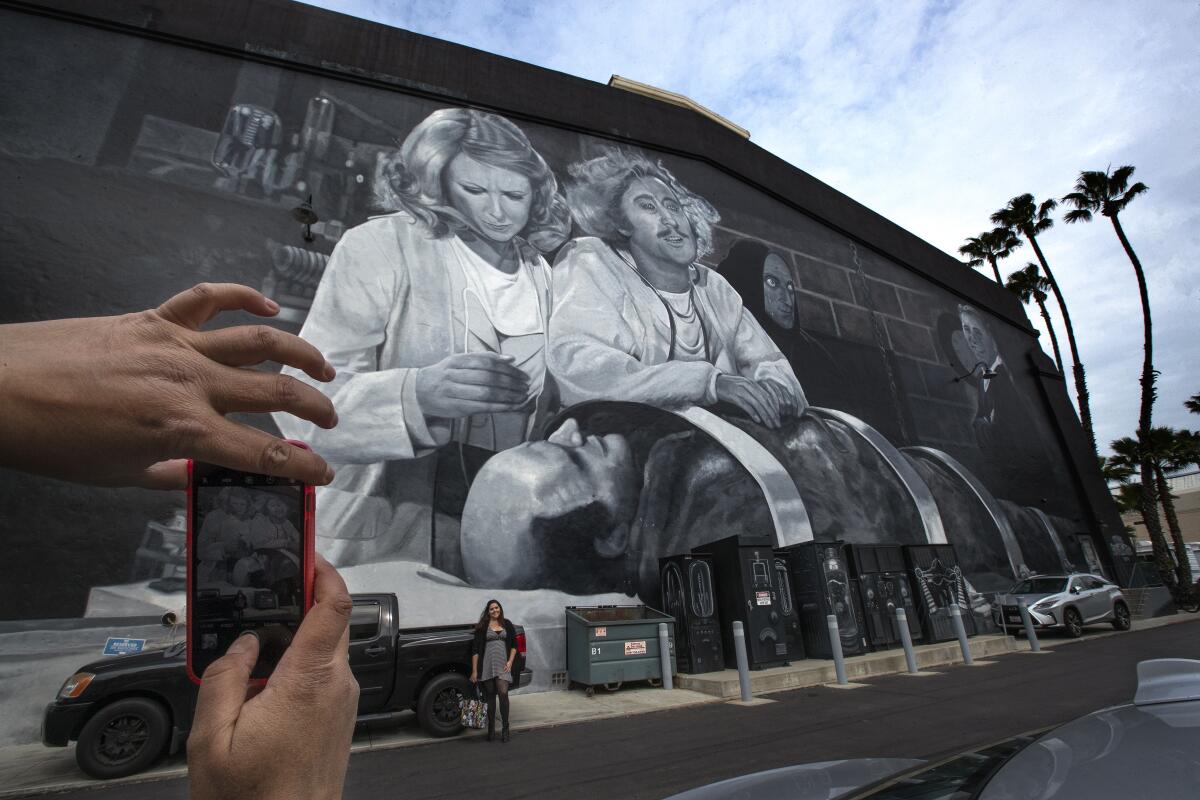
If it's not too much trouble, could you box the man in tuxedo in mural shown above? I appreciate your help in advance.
[940,303,1022,451]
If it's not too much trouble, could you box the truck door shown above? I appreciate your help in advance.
[349,597,394,714]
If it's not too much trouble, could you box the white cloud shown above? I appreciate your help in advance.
[307,0,1200,451]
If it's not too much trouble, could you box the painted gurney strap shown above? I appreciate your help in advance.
[809,408,947,545]
[903,445,1022,571]
[670,406,813,548]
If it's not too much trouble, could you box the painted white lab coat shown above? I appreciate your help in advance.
[274,212,555,568]
[548,237,806,410]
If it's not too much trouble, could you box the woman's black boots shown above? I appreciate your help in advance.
[501,724,510,743]
[486,718,495,742]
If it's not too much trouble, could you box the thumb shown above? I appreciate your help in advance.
[191,632,259,746]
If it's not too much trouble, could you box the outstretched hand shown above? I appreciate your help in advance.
[189,556,359,800]
[0,283,338,489]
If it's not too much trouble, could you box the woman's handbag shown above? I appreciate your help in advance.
[460,685,488,730]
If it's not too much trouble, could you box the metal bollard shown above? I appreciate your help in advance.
[657,623,674,690]
[949,604,974,665]
[894,607,919,674]
[731,620,753,701]
[826,614,848,685]
[1018,600,1042,653]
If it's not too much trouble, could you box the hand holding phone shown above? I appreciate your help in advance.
[188,557,358,800]
[187,441,316,684]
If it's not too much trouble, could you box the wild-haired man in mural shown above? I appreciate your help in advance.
[274,107,570,577]
[547,148,806,428]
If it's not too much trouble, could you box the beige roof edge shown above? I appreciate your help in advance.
[608,75,750,139]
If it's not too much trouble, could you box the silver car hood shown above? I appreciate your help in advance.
[662,758,924,800]
[979,700,1200,799]
[997,591,1063,606]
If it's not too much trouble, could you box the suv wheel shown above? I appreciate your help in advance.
[1112,602,1132,631]
[75,697,170,779]
[1063,607,1084,638]
[417,673,471,738]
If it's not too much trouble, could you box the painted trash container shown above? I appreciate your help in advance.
[565,605,675,695]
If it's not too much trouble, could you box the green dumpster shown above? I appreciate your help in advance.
[565,605,675,695]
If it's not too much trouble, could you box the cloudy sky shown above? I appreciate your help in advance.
[305,0,1198,455]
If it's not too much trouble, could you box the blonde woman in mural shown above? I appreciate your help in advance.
[549,149,805,428]
[274,108,570,575]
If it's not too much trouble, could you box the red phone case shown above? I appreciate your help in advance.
[185,441,316,685]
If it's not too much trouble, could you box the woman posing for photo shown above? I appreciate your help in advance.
[470,599,518,742]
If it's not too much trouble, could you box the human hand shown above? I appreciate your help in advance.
[0,283,338,489]
[469,671,478,684]
[188,556,358,800]
[415,352,531,419]
[715,374,782,428]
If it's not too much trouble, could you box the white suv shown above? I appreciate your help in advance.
[996,573,1130,638]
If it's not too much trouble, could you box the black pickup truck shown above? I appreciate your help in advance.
[42,593,531,780]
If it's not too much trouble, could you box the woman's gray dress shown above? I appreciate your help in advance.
[480,627,512,683]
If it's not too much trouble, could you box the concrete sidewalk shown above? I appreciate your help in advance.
[2,612,1194,799]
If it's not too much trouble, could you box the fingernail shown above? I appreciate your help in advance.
[264,298,280,313]
[323,362,336,381]
[324,466,335,484]
[228,631,259,655]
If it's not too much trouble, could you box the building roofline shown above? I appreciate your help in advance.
[4,0,1035,334]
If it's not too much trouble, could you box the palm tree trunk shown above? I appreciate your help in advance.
[1111,212,1173,588]
[986,255,1002,284]
[1024,231,1097,453]
[1155,465,1194,586]
[1034,294,1065,374]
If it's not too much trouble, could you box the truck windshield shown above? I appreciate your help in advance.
[1010,577,1067,594]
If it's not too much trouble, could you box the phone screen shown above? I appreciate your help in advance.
[190,464,306,681]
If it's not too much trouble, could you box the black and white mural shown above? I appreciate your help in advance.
[0,8,1129,728]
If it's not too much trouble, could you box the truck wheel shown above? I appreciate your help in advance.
[417,673,470,738]
[75,697,170,780]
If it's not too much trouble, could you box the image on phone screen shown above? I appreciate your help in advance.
[191,466,305,680]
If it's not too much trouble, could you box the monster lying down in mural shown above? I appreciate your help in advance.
[454,400,1086,608]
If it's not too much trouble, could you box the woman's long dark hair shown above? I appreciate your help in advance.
[474,598,508,633]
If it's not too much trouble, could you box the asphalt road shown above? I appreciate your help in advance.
[25,620,1200,800]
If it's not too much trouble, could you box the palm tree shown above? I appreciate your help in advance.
[1062,165,1161,583]
[960,227,1021,284]
[1110,434,1186,588]
[991,193,1096,454]
[1112,429,1194,587]
[1186,393,1200,414]
[1005,264,1065,374]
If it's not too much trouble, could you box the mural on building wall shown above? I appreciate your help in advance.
[0,12,1134,719]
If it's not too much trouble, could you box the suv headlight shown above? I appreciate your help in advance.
[58,673,94,699]
[1032,599,1057,612]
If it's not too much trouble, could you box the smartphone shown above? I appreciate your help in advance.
[186,442,315,684]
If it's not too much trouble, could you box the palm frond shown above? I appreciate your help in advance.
[1037,198,1058,217]
[1111,165,1136,194]
[1062,208,1092,224]
[1061,190,1093,211]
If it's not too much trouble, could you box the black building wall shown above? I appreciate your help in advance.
[0,0,1130,621]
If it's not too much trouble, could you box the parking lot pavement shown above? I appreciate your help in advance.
[3,613,1197,799]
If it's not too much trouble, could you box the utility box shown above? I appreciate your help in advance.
[565,605,675,695]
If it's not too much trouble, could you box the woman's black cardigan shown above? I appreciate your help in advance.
[471,618,518,673]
